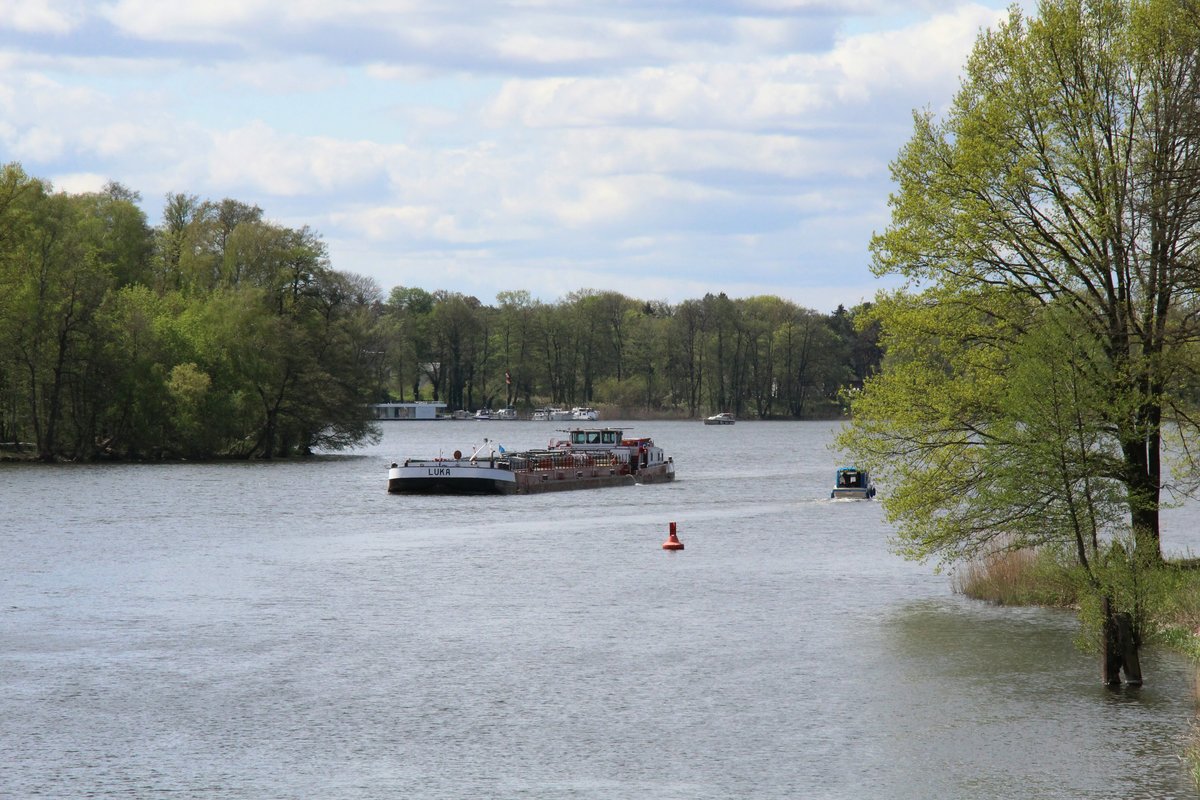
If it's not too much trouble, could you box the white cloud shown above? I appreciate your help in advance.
[485,4,1000,132]
[0,0,84,34]
[830,3,1004,101]
[100,0,269,42]
[50,171,109,194]
[207,122,391,195]
[0,0,1015,307]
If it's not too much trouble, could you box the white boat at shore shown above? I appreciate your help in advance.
[704,412,736,425]
[531,407,573,421]
[571,406,599,421]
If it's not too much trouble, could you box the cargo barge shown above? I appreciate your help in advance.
[387,427,675,494]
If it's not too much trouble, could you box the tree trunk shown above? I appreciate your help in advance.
[1101,596,1142,686]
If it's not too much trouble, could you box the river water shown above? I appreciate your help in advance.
[2,420,1198,798]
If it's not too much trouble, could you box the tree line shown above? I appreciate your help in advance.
[380,287,880,420]
[0,163,880,461]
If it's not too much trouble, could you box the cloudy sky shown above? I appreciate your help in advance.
[0,0,1023,311]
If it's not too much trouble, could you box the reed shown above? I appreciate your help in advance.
[1186,721,1200,790]
[1163,570,1200,792]
[951,548,1078,608]
[1150,564,1200,659]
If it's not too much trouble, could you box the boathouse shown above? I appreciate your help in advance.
[370,401,447,421]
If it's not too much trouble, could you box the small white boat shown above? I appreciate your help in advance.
[704,412,736,425]
[474,408,493,420]
[493,406,518,420]
[532,406,571,421]
[571,406,599,421]
[831,466,876,500]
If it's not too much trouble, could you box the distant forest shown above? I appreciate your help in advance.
[0,163,881,461]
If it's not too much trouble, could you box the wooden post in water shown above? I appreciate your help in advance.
[1101,596,1143,686]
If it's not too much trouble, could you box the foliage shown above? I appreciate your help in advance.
[1072,532,1174,653]
[0,162,880,460]
[849,0,1200,570]
[375,288,878,420]
[0,165,383,460]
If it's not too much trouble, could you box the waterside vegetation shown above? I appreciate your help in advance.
[0,163,881,463]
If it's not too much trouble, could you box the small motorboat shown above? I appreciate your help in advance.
[831,466,876,499]
[704,412,736,425]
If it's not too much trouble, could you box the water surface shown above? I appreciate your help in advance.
[2,421,1197,798]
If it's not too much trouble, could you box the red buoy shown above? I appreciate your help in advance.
[662,521,684,550]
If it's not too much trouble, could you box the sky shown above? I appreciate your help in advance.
[0,0,1025,312]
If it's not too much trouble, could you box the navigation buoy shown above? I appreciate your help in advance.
[662,521,684,550]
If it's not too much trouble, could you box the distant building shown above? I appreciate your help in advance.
[370,401,447,421]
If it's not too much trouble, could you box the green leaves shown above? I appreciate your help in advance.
[856,0,1200,567]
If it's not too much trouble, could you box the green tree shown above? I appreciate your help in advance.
[840,292,1155,677]
[534,301,577,406]
[385,286,434,401]
[91,285,176,457]
[430,292,486,411]
[844,295,1127,564]
[775,306,844,419]
[623,302,671,412]
[2,185,117,460]
[863,0,1200,560]
[666,299,707,417]
[495,290,538,406]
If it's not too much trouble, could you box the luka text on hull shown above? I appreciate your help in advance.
[387,427,675,495]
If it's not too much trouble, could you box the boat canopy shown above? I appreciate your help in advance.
[569,428,624,446]
[835,467,869,488]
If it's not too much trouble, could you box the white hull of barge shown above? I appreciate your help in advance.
[387,458,673,495]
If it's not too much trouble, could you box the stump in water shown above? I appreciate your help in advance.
[1101,596,1143,686]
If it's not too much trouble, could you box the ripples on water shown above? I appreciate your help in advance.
[2,421,1197,798]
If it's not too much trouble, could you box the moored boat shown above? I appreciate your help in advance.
[387,427,675,494]
[831,466,876,499]
[704,412,736,425]
[530,406,571,421]
[570,406,599,421]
